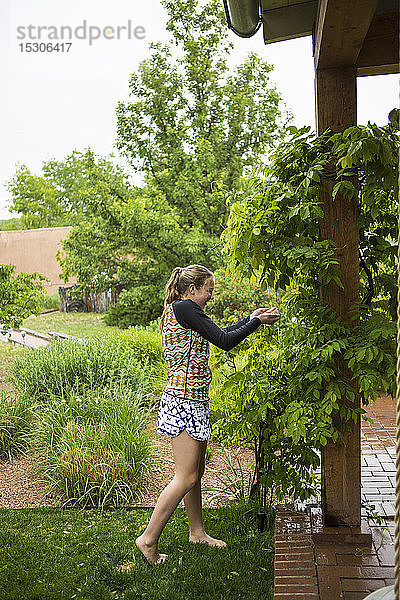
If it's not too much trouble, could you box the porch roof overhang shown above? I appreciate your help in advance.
[223,0,400,76]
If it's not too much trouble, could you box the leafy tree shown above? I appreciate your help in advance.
[0,218,23,231]
[207,267,282,324]
[213,114,399,504]
[61,0,287,325]
[115,0,285,238]
[0,264,48,332]
[5,0,287,326]
[5,149,132,230]
[6,165,68,229]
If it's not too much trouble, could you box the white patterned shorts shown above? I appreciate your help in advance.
[157,391,212,441]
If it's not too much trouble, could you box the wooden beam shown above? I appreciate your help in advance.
[314,0,379,69]
[358,64,399,76]
[316,65,361,527]
[356,12,400,76]
[315,66,357,134]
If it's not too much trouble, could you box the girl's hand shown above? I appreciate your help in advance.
[251,307,281,325]
[250,307,269,319]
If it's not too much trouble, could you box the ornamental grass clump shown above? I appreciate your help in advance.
[29,384,156,509]
[0,390,33,461]
[11,336,149,403]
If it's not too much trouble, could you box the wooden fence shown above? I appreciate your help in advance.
[58,284,124,313]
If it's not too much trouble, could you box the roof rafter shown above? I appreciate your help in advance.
[314,0,379,69]
[356,12,400,76]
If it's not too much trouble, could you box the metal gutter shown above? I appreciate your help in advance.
[223,0,262,38]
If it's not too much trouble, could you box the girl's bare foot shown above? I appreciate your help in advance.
[135,534,168,564]
[189,532,227,547]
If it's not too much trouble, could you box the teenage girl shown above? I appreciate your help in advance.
[135,264,280,564]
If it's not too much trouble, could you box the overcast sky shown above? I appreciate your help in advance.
[0,0,398,220]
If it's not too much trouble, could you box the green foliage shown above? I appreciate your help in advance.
[6,165,67,229]
[0,391,34,460]
[216,117,399,503]
[109,325,168,394]
[0,342,26,373]
[208,267,282,324]
[11,337,150,403]
[6,149,132,231]
[113,326,164,364]
[28,385,155,509]
[202,447,254,505]
[51,0,287,326]
[116,0,285,237]
[0,264,48,333]
[211,291,396,503]
[40,293,59,311]
[5,326,168,509]
[0,217,27,231]
[223,120,399,315]
[104,285,164,328]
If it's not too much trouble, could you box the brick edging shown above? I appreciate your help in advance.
[274,505,320,600]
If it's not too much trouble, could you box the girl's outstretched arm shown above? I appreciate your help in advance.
[173,299,262,351]
[221,315,252,333]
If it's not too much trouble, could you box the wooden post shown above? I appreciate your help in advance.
[316,65,361,526]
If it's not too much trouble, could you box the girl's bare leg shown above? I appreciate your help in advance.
[183,440,227,547]
[135,430,203,564]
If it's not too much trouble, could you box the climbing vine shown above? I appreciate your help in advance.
[211,112,399,505]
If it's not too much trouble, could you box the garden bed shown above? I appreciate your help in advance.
[0,412,255,510]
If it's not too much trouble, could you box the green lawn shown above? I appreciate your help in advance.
[0,312,118,379]
[0,503,274,600]
[22,312,119,339]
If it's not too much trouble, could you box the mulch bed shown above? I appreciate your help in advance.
[0,380,255,510]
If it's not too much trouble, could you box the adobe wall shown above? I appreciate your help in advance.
[0,226,78,295]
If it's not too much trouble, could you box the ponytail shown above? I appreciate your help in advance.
[159,264,213,332]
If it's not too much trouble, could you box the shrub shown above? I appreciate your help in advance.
[40,292,59,311]
[11,337,150,403]
[0,264,47,332]
[28,384,156,509]
[210,290,396,506]
[0,390,34,460]
[104,285,164,328]
[114,327,164,365]
[209,349,248,425]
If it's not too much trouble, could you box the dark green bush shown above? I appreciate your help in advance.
[104,285,164,328]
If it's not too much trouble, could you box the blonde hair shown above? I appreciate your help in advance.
[159,264,214,331]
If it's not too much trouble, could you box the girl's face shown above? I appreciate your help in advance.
[187,276,215,309]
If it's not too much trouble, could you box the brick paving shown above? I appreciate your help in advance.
[274,507,319,599]
[274,392,396,599]
[361,394,396,519]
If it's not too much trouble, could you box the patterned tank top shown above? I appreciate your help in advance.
[162,302,212,402]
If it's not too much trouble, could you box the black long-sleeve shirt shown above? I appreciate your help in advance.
[172,299,262,351]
